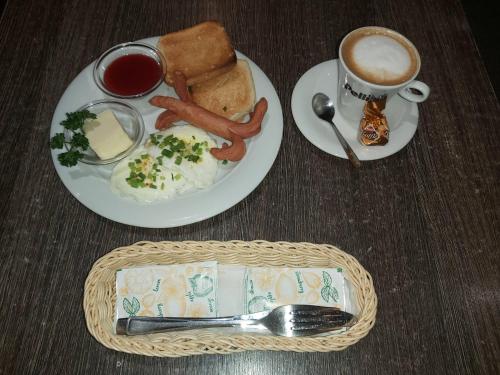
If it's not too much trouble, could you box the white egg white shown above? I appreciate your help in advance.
[110,125,218,203]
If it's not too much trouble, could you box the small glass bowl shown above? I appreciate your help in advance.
[93,42,166,99]
[64,100,145,165]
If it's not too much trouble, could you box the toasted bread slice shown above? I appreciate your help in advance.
[158,21,237,86]
[189,59,256,121]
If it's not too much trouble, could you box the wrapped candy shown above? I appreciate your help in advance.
[359,98,389,145]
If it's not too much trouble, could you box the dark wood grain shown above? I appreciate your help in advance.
[0,0,499,374]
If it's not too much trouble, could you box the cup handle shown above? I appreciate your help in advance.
[398,80,430,103]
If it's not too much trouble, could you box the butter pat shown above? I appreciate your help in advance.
[83,110,133,160]
[244,267,346,314]
[115,262,218,321]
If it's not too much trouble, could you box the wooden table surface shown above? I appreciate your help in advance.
[0,0,498,374]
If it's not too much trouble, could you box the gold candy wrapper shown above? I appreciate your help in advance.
[359,98,389,145]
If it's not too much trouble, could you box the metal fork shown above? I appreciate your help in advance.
[116,304,356,337]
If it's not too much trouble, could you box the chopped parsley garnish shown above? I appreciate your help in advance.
[58,150,84,167]
[49,133,65,149]
[60,110,96,131]
[70,133,89,150]
[50,110,96,167]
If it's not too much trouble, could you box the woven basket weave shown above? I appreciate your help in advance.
[83,241,377,357]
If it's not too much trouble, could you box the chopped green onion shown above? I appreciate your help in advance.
[162,149,174,158]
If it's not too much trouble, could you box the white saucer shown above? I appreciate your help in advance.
[291,60,419,160]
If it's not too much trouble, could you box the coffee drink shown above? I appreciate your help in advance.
[337,26,429,125]
[341,27,420,86]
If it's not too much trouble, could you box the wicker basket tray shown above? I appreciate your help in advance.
[83,241,377,357]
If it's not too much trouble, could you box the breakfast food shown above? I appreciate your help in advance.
[154,70,194,131]
[155,60,257,130]
[152,21,268,162]
[157,21,237,86]
[102,53,163,96]
[83,110,133,159]
[150,95,268,161]
[151,96,267,141]
[190,59,256,120]
[341,27,419,86]
[50,110,96,167]
[110,125,218,202]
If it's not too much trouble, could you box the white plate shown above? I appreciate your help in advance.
[50,37,283,228]
[291,59,419,160]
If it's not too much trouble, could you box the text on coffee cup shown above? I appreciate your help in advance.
[344,83,387,102]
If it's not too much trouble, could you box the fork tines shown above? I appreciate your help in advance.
[288,307,354,330]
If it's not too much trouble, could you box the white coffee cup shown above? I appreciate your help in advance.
[337,26,430,124]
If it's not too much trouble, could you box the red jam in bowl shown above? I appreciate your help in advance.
[103,54,162,96]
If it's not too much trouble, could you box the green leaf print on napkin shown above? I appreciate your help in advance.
[123,297,140,317]
[189,274,214,297]
[247,296,271,314]
[322,271,332,287]
[320,271,339,303]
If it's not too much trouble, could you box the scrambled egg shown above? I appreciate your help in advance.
[111,125,218,202]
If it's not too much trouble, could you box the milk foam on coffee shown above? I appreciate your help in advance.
[342,28,419,86]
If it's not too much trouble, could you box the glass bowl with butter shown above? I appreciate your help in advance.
[65,100,145,165]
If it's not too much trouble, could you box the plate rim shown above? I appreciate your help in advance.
[50,37,283,228]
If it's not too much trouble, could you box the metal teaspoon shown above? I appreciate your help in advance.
[312,93,361,168]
